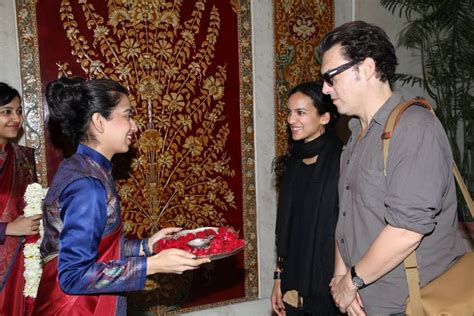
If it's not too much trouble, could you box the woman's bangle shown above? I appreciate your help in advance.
[274,271,282,280]
[142,238,153,257]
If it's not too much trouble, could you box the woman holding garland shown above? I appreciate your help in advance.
[0,82,42,315]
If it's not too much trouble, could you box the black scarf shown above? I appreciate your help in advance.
[275,131,342,312]
[290,132,329,159]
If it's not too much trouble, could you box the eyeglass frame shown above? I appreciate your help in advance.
[322,60,359,87]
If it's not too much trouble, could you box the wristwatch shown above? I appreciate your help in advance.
[351,266,366,289]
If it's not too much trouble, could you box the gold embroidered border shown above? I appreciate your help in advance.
[236,0,258,301]
[15,0,48,187]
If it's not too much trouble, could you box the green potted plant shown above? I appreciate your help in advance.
[381,0,473,225]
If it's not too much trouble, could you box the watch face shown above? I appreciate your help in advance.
[352,276,364,288]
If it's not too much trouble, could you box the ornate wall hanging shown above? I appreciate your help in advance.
[274,0,334,155]
[16,0,257,314]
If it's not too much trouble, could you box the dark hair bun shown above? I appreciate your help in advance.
[46,77,85,121]
[45,76,127,145]
[45,77,89,143]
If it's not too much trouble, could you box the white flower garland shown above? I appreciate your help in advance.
[22,183,48,298]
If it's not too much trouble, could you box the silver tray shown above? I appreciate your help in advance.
[174,226,218,238]
[174,227,246,261]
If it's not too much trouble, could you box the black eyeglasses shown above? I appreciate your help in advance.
[322,60,358,87]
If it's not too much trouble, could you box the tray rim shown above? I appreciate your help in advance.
[170,227,246,260]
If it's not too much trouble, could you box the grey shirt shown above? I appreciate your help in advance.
[337,90,466,315]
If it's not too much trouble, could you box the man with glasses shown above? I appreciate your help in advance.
[318,21,465,315]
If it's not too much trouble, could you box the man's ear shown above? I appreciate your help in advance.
[362,57,377,80]
[91,113,104,133]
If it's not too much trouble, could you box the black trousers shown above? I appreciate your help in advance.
[283,302,312,316]
[283,302,342,316]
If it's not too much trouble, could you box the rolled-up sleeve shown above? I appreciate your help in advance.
[384,109,452,235]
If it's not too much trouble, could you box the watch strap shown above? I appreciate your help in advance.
[350,265,357,279]
[274,271,282,280]
[351,266,366,289]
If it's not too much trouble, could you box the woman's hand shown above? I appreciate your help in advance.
[5,214,42,236]
[146,248,210,275]
[271,279,286,316]
[147,227,183,251]
[330,272,358,313]
[346,292,366,316]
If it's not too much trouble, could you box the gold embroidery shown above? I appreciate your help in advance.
[58,0,237,236]
[274,0,334,156]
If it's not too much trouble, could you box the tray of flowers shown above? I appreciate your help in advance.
[153,226,246,260]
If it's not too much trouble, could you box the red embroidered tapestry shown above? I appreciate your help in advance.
[17,0,257,313]
[274,0,337,155]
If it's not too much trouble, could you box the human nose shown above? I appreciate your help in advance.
[322,81,332,95]
[287,112,295,124]
[11,111,22,123]
[130,119,138,133]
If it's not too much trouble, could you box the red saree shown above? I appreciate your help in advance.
[32,225,121,316]
[0,143,37,316]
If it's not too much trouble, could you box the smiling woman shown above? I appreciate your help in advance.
[90,95,137,160]
[0,82,40,316]
[272,81,342,315]
[33,77,210,316]
[0,92,22,141]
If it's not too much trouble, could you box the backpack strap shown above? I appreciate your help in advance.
[381,97,434,176]
[381,97,474,315]
[382,96,474,215]
[381,97,433,316]
[453,163,474,216]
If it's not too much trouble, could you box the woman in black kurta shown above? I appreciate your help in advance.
[271,81,342,315]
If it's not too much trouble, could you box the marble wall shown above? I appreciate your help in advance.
[0,0,21,89]
[0,0,22,146]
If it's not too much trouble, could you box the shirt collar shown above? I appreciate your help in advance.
[372,89,405,126]
[76,143,113,172]
[347,89,406,133]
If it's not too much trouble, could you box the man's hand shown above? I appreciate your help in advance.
[271,279,286,316]
[5,214,42,236]
[330,272,358,313]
